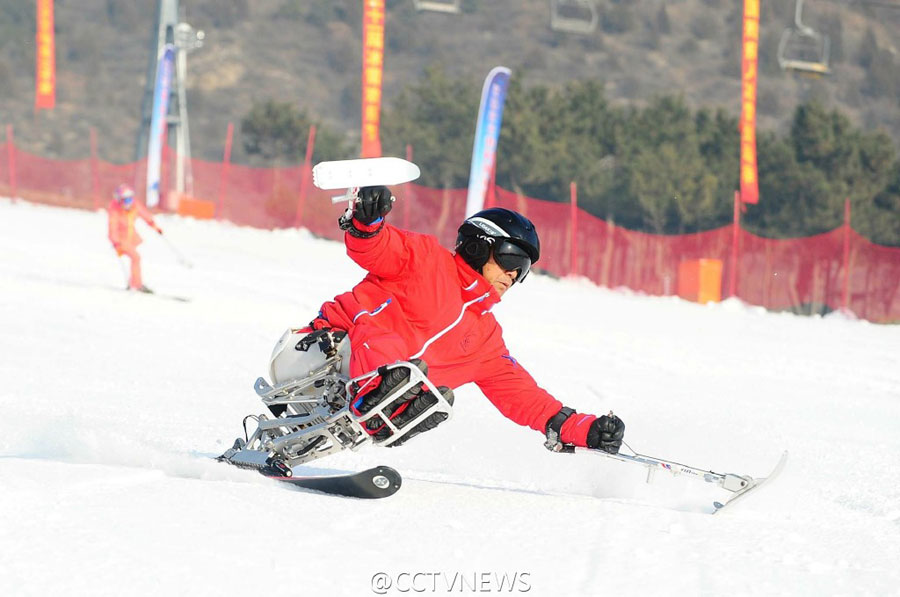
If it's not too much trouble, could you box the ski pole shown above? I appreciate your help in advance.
[574,444,788,512]
[569,444,752,491]
[560,439,788,496]
[159,233,193,269]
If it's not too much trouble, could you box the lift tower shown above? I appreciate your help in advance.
[134,0,203,197]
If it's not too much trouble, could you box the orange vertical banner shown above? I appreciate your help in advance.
[361,0,385,158]
[35,0,56,111]
[739,0,760,204]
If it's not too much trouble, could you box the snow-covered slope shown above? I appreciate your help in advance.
[1,199,898,596]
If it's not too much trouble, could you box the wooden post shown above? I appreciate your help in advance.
[436,186,451,241]
[217,122,234,218]
[403,144,413,230]
[569,181,578,277]
[812,260,823,316]
[90,128,100,210]
[6,125,16,202]
[841,198,852,312]
[601,218,615,288]
[294,124,316,227]
[729,190,741,298]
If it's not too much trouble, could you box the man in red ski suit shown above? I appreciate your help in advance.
[107,183,163,292]
[304,186,624,453]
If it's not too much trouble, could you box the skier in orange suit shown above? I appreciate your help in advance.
[107,184,163,293]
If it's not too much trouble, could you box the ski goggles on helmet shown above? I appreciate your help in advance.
[120,194,134,207]
[492,240,532,282]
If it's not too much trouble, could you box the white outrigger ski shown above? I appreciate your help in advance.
[558,443,788,514]
[312,156,420,190]
[312,157,422,230]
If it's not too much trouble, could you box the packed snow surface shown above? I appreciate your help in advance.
[1,199,898,596]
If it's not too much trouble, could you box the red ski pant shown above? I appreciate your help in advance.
[118,246,143,289]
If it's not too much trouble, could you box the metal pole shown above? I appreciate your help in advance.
[173,22,203,197]
[175,44,187,196]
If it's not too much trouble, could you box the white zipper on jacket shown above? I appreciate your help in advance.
[409,291,491,360]
[352,298,393,323]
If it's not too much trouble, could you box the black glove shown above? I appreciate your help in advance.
[353,186,394,224]
[586,414,625,454]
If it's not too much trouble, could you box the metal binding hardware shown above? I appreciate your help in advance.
[349,361,454,447]
[221,360,454,472]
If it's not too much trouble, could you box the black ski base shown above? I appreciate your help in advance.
[262,465,402,499]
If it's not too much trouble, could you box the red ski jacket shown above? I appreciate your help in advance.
[313,221,596,446]
[107,200,158,251]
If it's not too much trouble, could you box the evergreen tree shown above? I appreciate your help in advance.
[695,108,740,229]
[240,100,346,165]
[496,79,561,199]
[375,71,900,245]
[745,132,833,237]
[381,65,478,188]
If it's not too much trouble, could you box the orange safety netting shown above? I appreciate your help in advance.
[1,145,898,322]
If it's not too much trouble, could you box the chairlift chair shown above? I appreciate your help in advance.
[412,0,462,14]
[777,0,831,75]
[549,0,599,35]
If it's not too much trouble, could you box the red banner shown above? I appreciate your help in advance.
[35,0,56,111]
[739,0,760,204]
[361,0,385,158]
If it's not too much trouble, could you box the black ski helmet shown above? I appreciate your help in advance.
[456,207,540,282]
